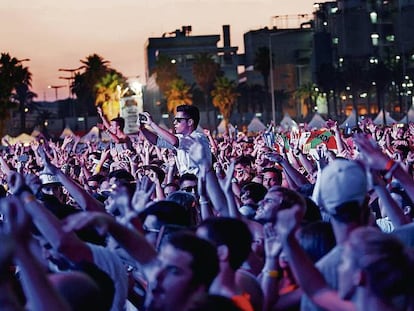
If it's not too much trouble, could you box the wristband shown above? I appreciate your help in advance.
[22,194,37,204]
[384,161,400,181]
[262,269,280,278]
[199,200,209,205]
[384,159,395,171]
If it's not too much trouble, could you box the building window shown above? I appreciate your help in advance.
[386,35,395,42]
[371,33,379,46]
[370,12,378,24]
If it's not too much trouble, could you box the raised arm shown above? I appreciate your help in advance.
[265,152,310,189]
[63,211,157,265]
[1,198,71,311]
[7,172,93,264]
[187,138,229,216]
[276,206,355,311]
[39,147,105,213]
[259,223,282,311]
[354,133,414,206]
[139,112,178,146]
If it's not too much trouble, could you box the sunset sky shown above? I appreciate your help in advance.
[1,0,315,101]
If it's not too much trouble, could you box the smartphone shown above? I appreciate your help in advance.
[138,114,148,122]
[263,131,275,149]
[18,154,29,162]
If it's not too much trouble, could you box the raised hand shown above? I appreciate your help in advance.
[131,175,155,213]
[63,211,113,236]
[263,223,283,259]
[276,204,304,240]
[1,197,32,244]
[137,112,154,126]
[264,152,284,164]
[217,160,235,194]
[353,133,389,170]
[7,172,26,195]
[38,146,59,174]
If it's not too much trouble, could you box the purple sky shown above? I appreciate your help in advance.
[1,0,315,101]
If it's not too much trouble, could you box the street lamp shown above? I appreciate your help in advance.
[269,37,276,125]
[59,76,72,98]
[16,58,30,63]
[48,85,65,101]
[58,66,84,97]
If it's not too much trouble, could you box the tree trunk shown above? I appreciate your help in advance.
[204,93,211,130]
[20,105,26,133]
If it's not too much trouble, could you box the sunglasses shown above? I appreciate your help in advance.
[174,117,190,123]
[181,185,197,193]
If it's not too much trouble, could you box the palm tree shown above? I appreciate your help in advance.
[12,83,37,132]
[154,54,178,98]
[95,72,127,121]
[316,63,341,117]
[192,53,219,128]
[254,47,271,94]
[274,89,291,116]
[165,78,193,114]
[211,77,239,131]
[294,82,319,117]
[0,52,34,135]
[72,54,112,116]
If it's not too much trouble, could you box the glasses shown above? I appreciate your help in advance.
[181,185,197,193]
[174,117,190,123]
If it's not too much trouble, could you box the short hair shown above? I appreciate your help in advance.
[240,182,267,204]
[87,174,105,184]
[177,105,200,128]
[139,200,192,228]
[234,155,253,167]
[167,191,198,226]
[348,227,414,309]
[48,270,113,311]
[198,217,252,271]
[107,169,135,183]
[179,173,198,186]
[268,186,307,212]
[262,167,283,186]
[110,117,125,131]
[168,231,219,288]
[297,221,336,263]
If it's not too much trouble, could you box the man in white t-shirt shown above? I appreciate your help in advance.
[139,105,211,176]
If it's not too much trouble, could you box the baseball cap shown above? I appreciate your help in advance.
[39,172,61,186]
[318,159,367,215]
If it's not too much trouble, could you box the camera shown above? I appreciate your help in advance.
[139,114,148,122]
[18,154,29,163]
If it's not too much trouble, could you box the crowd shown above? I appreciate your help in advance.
[0,104,413,311]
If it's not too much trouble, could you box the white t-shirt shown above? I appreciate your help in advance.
[157,131,212,175]
[88,243,129,311]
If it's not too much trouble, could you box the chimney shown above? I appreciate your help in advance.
[223,25,230,47]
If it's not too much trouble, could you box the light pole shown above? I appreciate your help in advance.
[16,58,30,63]
[58,66,84,98]
[48,85,65,101]
[59,76,72,98]
[269,36,276,125]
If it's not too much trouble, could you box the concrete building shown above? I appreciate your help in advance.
[144,25,239,127]
[242,26,313,123]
